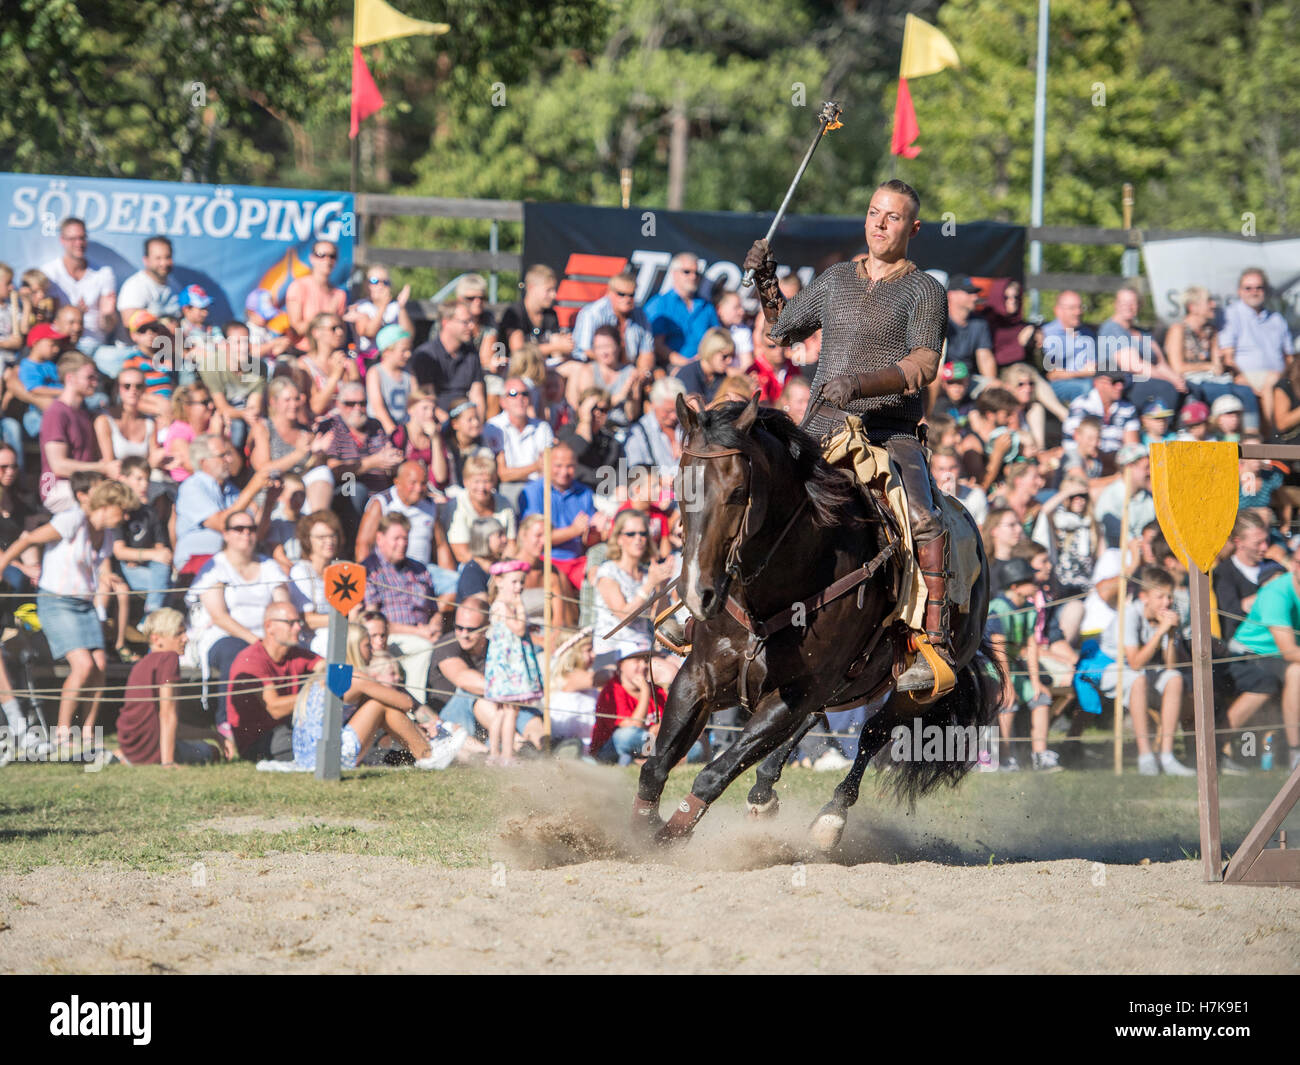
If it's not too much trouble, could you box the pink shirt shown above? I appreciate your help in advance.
[164,421,196,482]
[286,278,346,352]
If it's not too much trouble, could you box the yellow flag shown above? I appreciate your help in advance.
[355,0,449,48]
[899,13,960,80]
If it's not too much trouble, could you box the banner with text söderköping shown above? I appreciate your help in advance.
[0,173,354,330]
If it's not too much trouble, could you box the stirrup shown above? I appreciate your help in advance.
[894,632,956,702]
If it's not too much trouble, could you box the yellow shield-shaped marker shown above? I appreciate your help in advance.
[1150,441,1239,574]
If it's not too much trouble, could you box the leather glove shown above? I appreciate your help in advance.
[743,238,777,283]
[819,366,907,408]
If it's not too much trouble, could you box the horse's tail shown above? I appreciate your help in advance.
[882,639,1006,810]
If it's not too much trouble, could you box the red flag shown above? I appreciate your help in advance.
[891,77,921,158]
[350,46,385,138]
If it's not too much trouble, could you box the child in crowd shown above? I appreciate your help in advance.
[985,557,1059,772]
[1059,415,1106,482]
[361,609,390,658]
[19,268,56,325]
[16,323,65,435]
[714,290,754,369]
[365,324,415,437]
[932,361,976,430]
[1210,395,1244,442]
[0,263,29,360]
[482,559,543,766]
[115,456,173,615]
[548,630,602,751]
[1099,566,1195,777]
[1238,436,1284,520]
[969,386,1021,492]
[114,608,218,765]
[1139,398,1175,445]
[266,473,306,570]
[1175,400,1210,441]
[590,653,665,766]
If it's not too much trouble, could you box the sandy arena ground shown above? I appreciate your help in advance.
[3,764,1297,974]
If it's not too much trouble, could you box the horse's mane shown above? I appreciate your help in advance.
[696,402,864,528]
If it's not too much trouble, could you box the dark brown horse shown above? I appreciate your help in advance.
[633,393,1000,848]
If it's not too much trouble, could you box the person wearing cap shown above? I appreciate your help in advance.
[365,323,416,437]
[1041,290,1098,405]
[285,240,347,353]
[176,285,223,386]
[1062,370,1139,458]
[117,236,181,325]
[933,360,975,428]
[39,217,118,352]
[14,323,67,436]
[1139,397,1175,445]
[1209,394,1244,441]
[984,557,1060,772]
[944,274,996,382]
[1175,399,1210,441]
[1219,268,1293,433]
[1094,443,1155,547]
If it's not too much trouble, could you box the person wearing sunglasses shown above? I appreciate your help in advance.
[299,312,359,420]
[455,273,501,369]
[644,252,719,370]
[571,268,653,368]
[162,384,223,485]
[559,386,623,492]
[483,376,555,493]
[285,241,347,353]
[347,266,412,370]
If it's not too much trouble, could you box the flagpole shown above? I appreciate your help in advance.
[1028,0,1049,320]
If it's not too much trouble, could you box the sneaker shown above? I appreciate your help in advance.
[812,749,853,772]
[998,756,1020,772]
[19,731,52,760]
[1137,752,1159,776]
[1032,749,1063,773]
[417,727,469,771]
[1159,752,1196,777]
[1218,755,1252,776]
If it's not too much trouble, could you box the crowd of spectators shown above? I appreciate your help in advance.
[0,220,1296,778]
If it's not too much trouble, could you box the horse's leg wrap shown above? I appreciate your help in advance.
[632,795,662,829]
[656,792,709,842]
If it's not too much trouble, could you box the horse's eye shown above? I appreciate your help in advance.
[726,487,747,505]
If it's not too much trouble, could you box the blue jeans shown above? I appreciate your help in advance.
[600,725,651,766]
[229,417,249,453]
[0,419,21,471]
[439,688,481,736]
[121,559,171,614]
[429,565,459,598]
[22,408,42,438]
[1049,378,1093,405]
[208,636,250,730]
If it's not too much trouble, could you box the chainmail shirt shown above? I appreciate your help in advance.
[770,260,947,440]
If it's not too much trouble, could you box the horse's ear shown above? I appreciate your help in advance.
[676,393,700,434]
[734,392,760,433]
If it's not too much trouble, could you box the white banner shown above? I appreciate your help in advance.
[1142,236,1300,332]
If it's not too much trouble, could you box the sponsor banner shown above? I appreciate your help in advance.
[1143,236,1300,331]
[0,172,354,331]
[522,202,1024,325]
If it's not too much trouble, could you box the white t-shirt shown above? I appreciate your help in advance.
[482,413,554,479]
[1080,548,1124,637]
[350,299,401,355]
[186,554,287,636]
[446,493,518,546]
[372,488,440,565]
[42,257,117,345]
[38,507,116,598]
[118,269,181,319]
[592,559,651,655]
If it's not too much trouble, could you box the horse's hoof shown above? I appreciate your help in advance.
[810,812,846,852]
[655,794,709,843]
[632,798,664,835]
[746,795,780,820]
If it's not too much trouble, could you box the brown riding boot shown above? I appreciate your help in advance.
[896,532,957,695]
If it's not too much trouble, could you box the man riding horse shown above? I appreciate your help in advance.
[741,178,953,693]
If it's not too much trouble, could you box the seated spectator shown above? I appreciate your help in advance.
[398,386,452,486]
[19,268,57,326]
[590,654,668,766]
[624,376,687,479]
[498,264,571,360]
[163,384,223,485]
[42,217,118,360]
[430,395,485,493]
[944,274,996,381]
[931,446,988,525]
[1272,357,1300,446]
[1238,439,1284,521]
[1218,268,1290,434]
[291,622,463,771]
[361,609,390,657]
[94,365,163,469]
[1041,290,1097,405]
[365,324,416,436]
[297,312,358,420]
[456,273,499,370]
[1062,370,1139,459]
[446,453,518,563]
[1100,287,1183,415]
[988,461,1044,535]
[173,434,270,574]
[982,278,1036,369]
[243,289,291,361]
[714,290,754,369]
[591,509,677,671]
[356,459,457,595]
[226,602,320,761]
[42,353,121,519]
[0,444,38,590]
[512,513,580,631]
[1209,394,1244,441]
[672,326,734,405]
[0,262,29,361]
[1095,445,1156,548]
[321,380,403,522]
[986,557,1058,771]
[430,596,491,740]
[285,240,347,353]
[248,378,335,516]
[1139,398,1175,445]
[117,236,181,327]
[287,509,344,655]
[457,517,506,602]
[1175,400,1210,441]
[363,512,444,704]
[484,375,556,495]
[1166,284,1259,428]
[1000,362,1066,453]
[17,323,68,438]
[571,269,653,367]
[263,473,306,569]
[0,477,136,750]
[708,374,759,407]
[548,630,602,750]
[932,361,975,430]
[540,367,575,431]
[200,323,265,453]
[114,608,218,766]
[119,313,175,419]
[646,253,718,368]
[747,319,801,405]
[560,387,623,493]
[967,387,1021,493]
[347,265,413,370]
[188,514,290,733]
[412,298,486,417]
[1214,511,1284,642]
[983,505,1024,598]
[518,444,602,590]
[1059,415,1107,486]
[1099,566,1195,776]
[176,286,223,384]
[114,457,173,614]
[1032,472,1100,608]
[481,560,546,765]
[778,375,812,425]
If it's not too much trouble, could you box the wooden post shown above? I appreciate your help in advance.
[541,446,553,750]
[1187,565,1223,880]
[1114,465,1131,775]
[315,610,348,782]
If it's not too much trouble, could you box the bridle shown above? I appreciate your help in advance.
[680,440,808,588]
